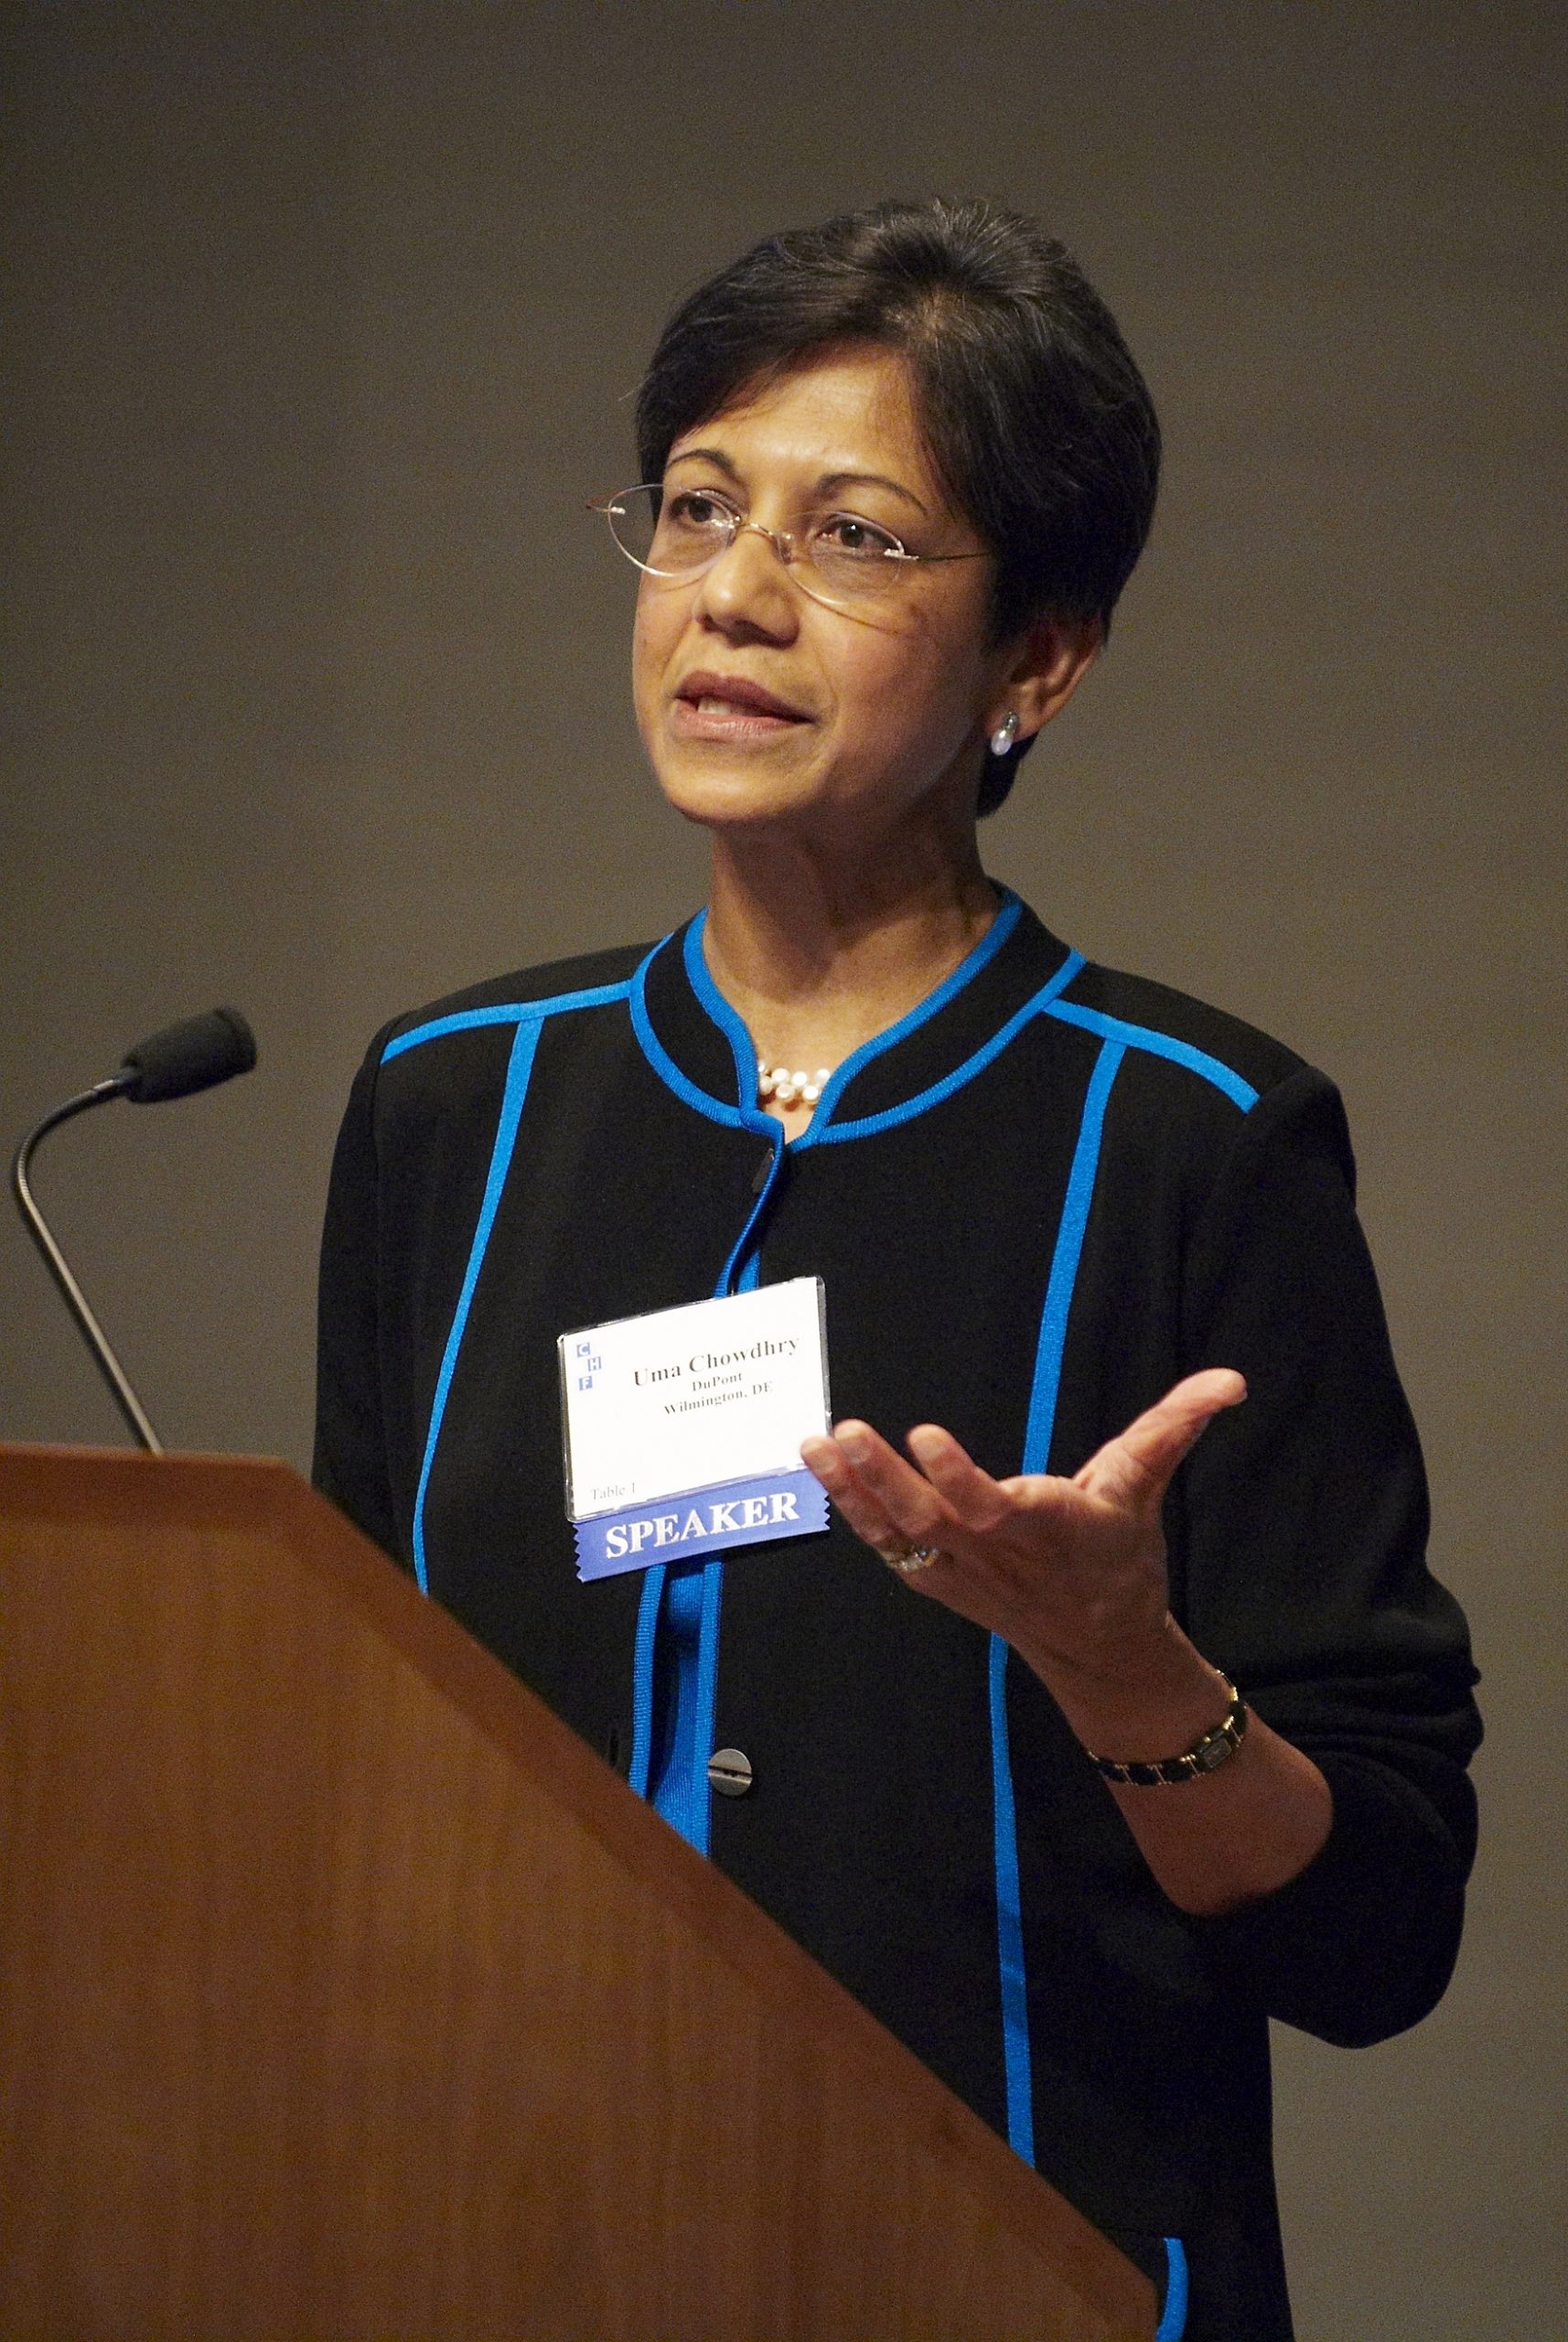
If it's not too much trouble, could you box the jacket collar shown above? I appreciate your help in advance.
[631,888,1083,1146]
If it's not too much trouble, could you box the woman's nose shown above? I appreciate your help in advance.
[694,522,800,636]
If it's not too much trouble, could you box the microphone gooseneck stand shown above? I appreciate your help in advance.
[11,1073,165,1453]
[10,1006,259,1456]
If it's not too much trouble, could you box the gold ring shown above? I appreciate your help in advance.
[877,1540,945,1575]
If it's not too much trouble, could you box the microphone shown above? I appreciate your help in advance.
[10,1009,259,1455]
[117,1004,256,1102]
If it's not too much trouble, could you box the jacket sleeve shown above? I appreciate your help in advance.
[312,1025,407,1569]
[1169,1065,1481,2046]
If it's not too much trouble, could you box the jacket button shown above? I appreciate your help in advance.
[707,1746,753,1797]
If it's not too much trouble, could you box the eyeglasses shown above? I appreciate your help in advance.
[588,483,987,611]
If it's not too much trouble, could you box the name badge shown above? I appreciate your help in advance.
[559,1278,831,1581]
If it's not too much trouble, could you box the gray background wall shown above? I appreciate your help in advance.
[4,5,1563,2333]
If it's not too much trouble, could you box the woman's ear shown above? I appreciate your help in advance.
[996,613,1103,745]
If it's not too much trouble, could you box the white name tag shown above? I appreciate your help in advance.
[559,1278,832,1581]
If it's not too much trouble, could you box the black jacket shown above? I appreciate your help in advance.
[316,893,1480,2340]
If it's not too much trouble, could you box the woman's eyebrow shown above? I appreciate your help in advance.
[817,469,929,516]
[666,446,741,479]
[666,446,929,516]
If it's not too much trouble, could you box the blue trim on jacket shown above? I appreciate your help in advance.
[1045,997,1260,1112]
[409,1016,542,1594]
[989,1033,1129,2163]
[1156,2236,1190,2339]
[383,980,633,1060]
[387,980,633,1591]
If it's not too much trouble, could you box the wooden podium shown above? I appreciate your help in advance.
[0,1445,1153,2340]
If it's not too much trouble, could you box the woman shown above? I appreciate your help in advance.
[316,200,1480,2339]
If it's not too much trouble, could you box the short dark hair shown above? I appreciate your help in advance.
[635,198,1160,813]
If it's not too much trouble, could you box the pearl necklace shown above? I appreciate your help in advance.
[757,1055,832,1108]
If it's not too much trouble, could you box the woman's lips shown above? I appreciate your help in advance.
[671,671,811,741]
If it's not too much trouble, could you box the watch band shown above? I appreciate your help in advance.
[1085,1673,1248,1787]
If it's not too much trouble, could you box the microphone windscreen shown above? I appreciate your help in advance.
[118,1007,258,1103]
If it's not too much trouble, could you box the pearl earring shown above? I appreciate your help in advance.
[989,711,1020,757]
